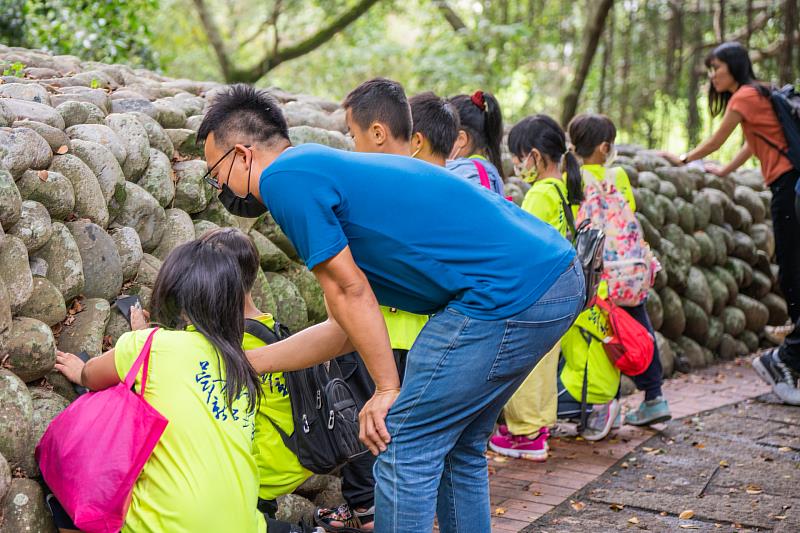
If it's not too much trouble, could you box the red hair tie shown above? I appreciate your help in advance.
[471,90,486,111]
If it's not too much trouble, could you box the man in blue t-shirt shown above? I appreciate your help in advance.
[198,84,584,533]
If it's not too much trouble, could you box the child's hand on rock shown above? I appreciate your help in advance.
[130,303,151,331]
[55,351,86,385]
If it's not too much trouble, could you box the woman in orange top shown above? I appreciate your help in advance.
[667,42,800,406]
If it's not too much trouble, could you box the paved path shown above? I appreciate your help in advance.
[488,357,772,532]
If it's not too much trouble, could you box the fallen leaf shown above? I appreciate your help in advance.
[610,503,624,512]
[778,447,792,452]
[679,525,700,529]
[679,510,695,519]
[719,460,729,468]
[628,516,639,524]
[37,169,48,181]
[645,474,656,480]
[531,491,542,496]
[56,144,69,154]
[774,515,787,520]
[494,507,506,516]
[621,462,629,469]
[570,501,586,512]
[745,484,763,495]
[493,456,507,463]
[693,442,706,449]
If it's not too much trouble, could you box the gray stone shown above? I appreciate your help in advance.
[0,452,9,505]
[265,272,308,332]
[276,494,316,526]
[0,100,13,127]
[154,99,187,128]
[288,125,353,151]
[136,253,162,289]
[173,159,213,213]
[152,208,195,260]
[0,368,32,471]
[0,82,50,104]
[196,195,241,229]
[250,229,291,272]
[0,167,21,228]
[111,98,158,117]
[29,388,69,448]
[110,226,143,282]
[0,97,65,129]
[252,268,277,316]
[185,114,204,132]
[11,119,70,152]
[67,220,123,300]
[193,219,219,239]
[166,128,202,156]
[169,93,206,116]
[51,86,110,113]
[104,306,131,347]
[49,153,109,227]
[69,139,127,218]
[0,126,53,177]
[105,112,151,180]
[131,111,174,158]
[137,148,175,207]
[3,317,56,382]
[283,263,326,324]
[0,478,56,533]
[0,235,32,311]
[255,212,298,259]
[57,297,111,357]
[15,169,75,220]
[7,200,52,252]
[0,278,12,348]
[17,277,66,327]
[113,181,166,252]
[66,123,127,166]
[31,222,84,301]
[55,100,106,127]
[28,256,47,277]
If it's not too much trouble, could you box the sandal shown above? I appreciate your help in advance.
[314,504,374,533]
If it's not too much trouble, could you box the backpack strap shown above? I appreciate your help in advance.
[578,327,594,432]
[754,131,791,160]
[471,159,492,190]
[549,182,577,240]
[245,318,283,345]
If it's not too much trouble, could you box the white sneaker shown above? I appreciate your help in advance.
[581,399,621,441]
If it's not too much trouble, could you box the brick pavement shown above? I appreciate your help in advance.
[488,357,771,532]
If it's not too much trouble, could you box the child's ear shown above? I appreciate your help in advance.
[371,122,387,146]
[411,132,424,151]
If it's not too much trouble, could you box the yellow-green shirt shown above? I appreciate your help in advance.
[114,328,266,533]
[243,314,312,500]
[520,177,569,238]
[380,306,429,351]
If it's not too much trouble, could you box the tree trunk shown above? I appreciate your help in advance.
[561,0,615,126]
[598,5,615,113]
[619,6,634,129]
[780,0,798,84]
[687,0,704,149]
[714,0,726,41]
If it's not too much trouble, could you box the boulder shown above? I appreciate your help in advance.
[733,294,769,333]
[283,263,326,324]
[692,231,716,268]
[1,97,65,129]
[31,222,84,301]
[57,298,111,357]
[0,452,9,505]
[105,112,151,180]
[730,231,757,265]
[69,139,127,219]
[0,235,33,311]
[265,272,309,333]
[763,292,789,327]
[738,329,759,353]
[137,148,175,207]
[676,336,705,370]
[173,160,213,213]
[0,126,53,177]
[56,100,106,128]
[196,195,241,229]
[104,306,132,347]
[48,153,110,228]
[154,100,187,128]
[66,124,127,166]
[166,128,202,156]
[29,388,69,448]
[276,494,316,526]
[15,169,75,220]
[51,86,110,112]
[152,208,195,260]
[750,223,775,259]
[251,268,278,316]
[659,286,685,340]
[17,277,66,327]
[654,332,674,378]
[685,266,712,315]
[113,181,167,252]
[7,200,51,253]
[11,119,69,152]
[702,268,729,316]
[0,478,56,533]
[733,185,766,223]
[659,238,690,293]
[67,220,123,300]
[193,219,220,239]
[691,190,711,229]
[654,166,692,199]
[0,167,22,229]
[111,98,158,117]
[0,278,12,347]
[706,316,724,352]
[131,111,174,158]
[743,269,772,300]
[721,306,747,337]
[717,333,738,361]
[0,369,32,471]
[724,257,753,289]
[255,212,298,260]
[712,265,739,304]
[110,226,144,282]
[682,298,709,345]
[673,197,696,234]
[0,82,50,104]
[3,317,56,382]
[288,125,353,151]
[636,213,661,250]
[250,229,291,272]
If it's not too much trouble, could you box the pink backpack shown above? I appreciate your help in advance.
[576,168,659,306]
[36,328,168,532]
[471,159,513,201]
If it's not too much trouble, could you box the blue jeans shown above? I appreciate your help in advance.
[373,261,584,533]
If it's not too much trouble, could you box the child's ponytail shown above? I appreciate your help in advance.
[450,90,506,178]
[563,150,584,205]
[481,92,505,178]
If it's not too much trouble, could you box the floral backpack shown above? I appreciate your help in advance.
[576,168,659,306]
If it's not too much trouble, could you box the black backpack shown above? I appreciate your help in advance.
[755,84,800,171]
[245,319,369,474]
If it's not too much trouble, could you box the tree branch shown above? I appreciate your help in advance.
[751,31,800,63]
[192,0,232,80]
[434,0,468,31]
[230,0,382,83]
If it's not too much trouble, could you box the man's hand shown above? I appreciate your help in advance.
[55,351,86,385]
[359,388,401,455]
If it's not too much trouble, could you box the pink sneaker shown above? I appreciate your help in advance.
[489,428,549,461]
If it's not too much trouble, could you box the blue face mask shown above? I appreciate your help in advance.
[203,145,267,218]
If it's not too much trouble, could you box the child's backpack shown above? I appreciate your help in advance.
[577,168,658,307]
[245,319,368,475]
[471,159,514,201]
[754,84,800,173]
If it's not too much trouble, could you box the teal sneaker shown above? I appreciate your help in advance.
[611,409,622,430]
[624,397,672,426]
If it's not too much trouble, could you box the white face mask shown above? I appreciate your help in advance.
[605,143,618,167]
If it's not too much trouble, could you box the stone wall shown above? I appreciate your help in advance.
[0,45,788,528]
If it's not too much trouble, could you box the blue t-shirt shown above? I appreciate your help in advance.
[261,144,575,320]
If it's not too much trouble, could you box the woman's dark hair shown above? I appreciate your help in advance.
[450,90,505,178]
[704,41,768,117]
[150,239,262,412]
[567,113,617,160]
[199,227,260,292]
[509,114,583,205]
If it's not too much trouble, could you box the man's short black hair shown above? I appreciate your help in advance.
[198,84,289,149]
[343,77,412,141]
[409,92,460,159]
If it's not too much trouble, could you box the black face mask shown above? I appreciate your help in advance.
[203,145,267,218]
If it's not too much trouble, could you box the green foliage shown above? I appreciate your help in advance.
[2,61,26,77]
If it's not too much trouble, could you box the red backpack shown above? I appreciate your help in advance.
[594,298,654,376]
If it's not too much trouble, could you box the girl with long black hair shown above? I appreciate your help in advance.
[446,90,506,195]
[666,41,800,405]
[54,240,267,532]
